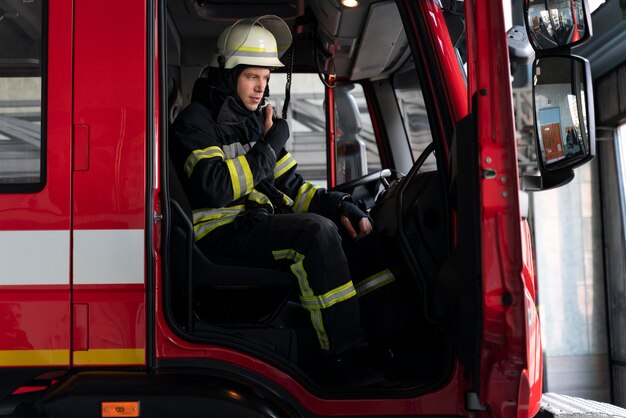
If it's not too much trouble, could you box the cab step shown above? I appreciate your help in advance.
[538,393,626,418]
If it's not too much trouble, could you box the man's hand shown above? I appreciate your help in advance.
[264,109,290,155]
[339,200,372,241]
[340,215,372,241]
[263,103,274,135]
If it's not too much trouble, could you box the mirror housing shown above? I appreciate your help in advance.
[524,0,592,51]
[532,55,595,173]
[521,55,595,191]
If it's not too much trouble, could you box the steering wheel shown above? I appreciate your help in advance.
[332,169,393,193]
[331,169,394,210]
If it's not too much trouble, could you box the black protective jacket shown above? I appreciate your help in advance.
[170,78,348,241]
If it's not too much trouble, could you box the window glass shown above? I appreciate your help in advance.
[392,66,437,172]
[268,74,326,186]
[268,75,381,187]
[0,0,44,189]
[335,82,382,184]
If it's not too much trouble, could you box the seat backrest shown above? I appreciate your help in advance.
[167,74,183,125]
[167,156,292,286]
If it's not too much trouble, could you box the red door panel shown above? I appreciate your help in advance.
[0,0,73,367]
[71,0,147,366]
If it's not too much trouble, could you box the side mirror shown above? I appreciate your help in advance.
[533,55,595,173]
[524,0,592,51]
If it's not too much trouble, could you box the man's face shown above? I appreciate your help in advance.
[237,67,271,112]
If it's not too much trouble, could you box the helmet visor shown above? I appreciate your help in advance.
[253,15,293,59]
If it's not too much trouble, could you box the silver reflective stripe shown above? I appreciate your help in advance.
[223,48,278,58]
[355,269,396,297]
[274,153,297,179]
[222,142,249,159]
[184,146,225,177]
[193,206,245,241]
[294,182,319,213]
[272,249,330,350]
[226,156,253,200]
[192,206,245,224]
[194,215,240,241]
[299,281,356,310]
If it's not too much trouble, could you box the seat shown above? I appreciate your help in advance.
[167,155,294,331]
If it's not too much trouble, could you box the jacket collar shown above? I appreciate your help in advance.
[192,77,257,125]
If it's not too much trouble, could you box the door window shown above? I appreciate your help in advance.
[335,82,382,184]
[392,66,437,172]
[0,0,45,191]
[268,73,326,184]
[268,74,381,187]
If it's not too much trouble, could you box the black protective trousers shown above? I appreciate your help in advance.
[197,211,368,355]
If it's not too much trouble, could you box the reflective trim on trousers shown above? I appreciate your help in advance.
[355,268,396,297]
[299,281,356,310]
[273,248,357,351]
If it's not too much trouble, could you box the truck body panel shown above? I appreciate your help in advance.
[0,0,554,416]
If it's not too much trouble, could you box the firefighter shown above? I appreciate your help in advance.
[169,15,402,385]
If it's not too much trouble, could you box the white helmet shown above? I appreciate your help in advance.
[210,15,292,69]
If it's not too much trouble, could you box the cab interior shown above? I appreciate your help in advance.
[162,0,466,394]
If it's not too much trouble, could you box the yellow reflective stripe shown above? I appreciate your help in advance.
[281,192,294,207]
[294,183,320,213]
[274,153,297,179]
[233,45,278,53]
[0,349,69,366]
[184,146,225,177]
[248,189,273,207]
[273,249,329,350]
[224,45,278,57]
[226,156,254,200]
[73,348,144,366]
[195,215,240,241]
[300,281,356,310]
[225,159,241,199]
[192,205,245,224]
[192,205,245,241]
[355,269,396,297]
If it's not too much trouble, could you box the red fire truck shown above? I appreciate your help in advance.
[0,0,599,417]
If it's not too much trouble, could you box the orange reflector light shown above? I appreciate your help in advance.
[101,401,140,417]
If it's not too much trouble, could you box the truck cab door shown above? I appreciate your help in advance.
[70,0,147,367]
[0,0,73,367]
[466,1,541,415]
